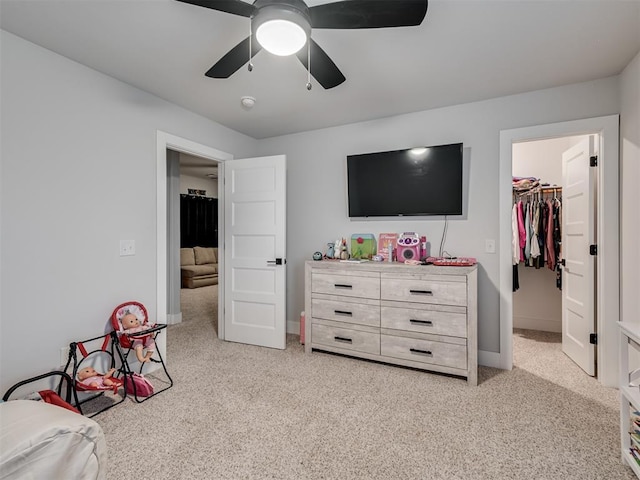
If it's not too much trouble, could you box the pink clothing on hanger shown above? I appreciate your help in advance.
[545,199,555,270]
[517,200,526,262]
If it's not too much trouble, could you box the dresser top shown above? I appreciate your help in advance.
[305,260,477,276]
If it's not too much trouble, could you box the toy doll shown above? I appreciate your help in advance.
[77,366,117,389]
[120,312,156,363]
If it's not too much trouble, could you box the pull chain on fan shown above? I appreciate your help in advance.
[306,40,312,91]
[248,19,254,72]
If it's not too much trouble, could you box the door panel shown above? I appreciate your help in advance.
[224,155,286,350]
[561,137,595,376]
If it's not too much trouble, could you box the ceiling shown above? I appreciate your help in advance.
[179,152,219,179]
[1,0,639,139]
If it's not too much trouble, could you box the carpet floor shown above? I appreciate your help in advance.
[94,285,633,479]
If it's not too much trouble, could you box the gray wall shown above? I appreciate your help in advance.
[259,76,620,357]
[620,51,640,329]
[0,31,259,392]
[1,30,638,392]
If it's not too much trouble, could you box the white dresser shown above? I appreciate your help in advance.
[304,260,478,385]
[618,321,640,477]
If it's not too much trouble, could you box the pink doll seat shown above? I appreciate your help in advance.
[109,301,173,403]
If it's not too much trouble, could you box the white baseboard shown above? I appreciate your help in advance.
[513,315,561,333]
[478,349,503,369]
[287,320,301,336]
[167,312,182,325]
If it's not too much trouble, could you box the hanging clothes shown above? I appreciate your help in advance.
[517,200,526,262]
[512,183,563,289]
[524,202,531,263]
[511,203,520,292]
[553,197,563,290]
[545,199,556,271]
[511,203,520,266]
[530,200,541,264]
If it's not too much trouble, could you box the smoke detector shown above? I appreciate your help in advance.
[240,96,256,110]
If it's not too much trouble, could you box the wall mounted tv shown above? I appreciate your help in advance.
[347,143,463,217]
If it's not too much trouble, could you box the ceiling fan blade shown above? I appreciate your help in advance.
[310,0,428,29]
[175,0,256,18]
[296,39,345,90]
[205,36,262,78]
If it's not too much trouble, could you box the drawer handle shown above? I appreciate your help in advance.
[409,289,433,295]
[410,319,433,326]
[334,310,353,316]
[334,284,353,289]
[334,336,353,344]
[410,348,433,356]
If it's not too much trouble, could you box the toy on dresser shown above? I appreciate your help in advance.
[337,238,349,259]
[397,232,421,261]
[425,256,477,266]
[327,238,348,260]
[326,242,335,259]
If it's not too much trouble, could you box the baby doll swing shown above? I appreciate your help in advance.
[62,332,125,417]
[110,301,173,402]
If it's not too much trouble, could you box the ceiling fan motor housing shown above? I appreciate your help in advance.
[251,0,312,40]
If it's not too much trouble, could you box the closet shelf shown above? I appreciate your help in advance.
[512,185,563,196]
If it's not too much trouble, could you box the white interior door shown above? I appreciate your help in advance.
[561,137,595,375]
[224,155,287,350]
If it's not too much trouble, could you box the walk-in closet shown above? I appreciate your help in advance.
[512,134,598,378]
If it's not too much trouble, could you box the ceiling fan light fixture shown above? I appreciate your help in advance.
[252,2,312,57]
[256,19,307,56]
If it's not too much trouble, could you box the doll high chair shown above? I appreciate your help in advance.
[110,301,173,402]
[62,332,125,417]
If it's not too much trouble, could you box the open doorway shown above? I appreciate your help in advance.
[156,131,232,349]
[511,135,596,379]
[176,152,220,336]
[499,115,619,387]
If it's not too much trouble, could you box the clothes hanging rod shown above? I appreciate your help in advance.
[513,185,562,197]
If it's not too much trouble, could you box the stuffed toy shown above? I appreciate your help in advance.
[77,366,116,389]
[120,312,156,363]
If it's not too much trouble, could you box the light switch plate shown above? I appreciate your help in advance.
[485,239,496,254]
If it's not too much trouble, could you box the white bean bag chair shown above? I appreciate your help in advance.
[0,400,107,480]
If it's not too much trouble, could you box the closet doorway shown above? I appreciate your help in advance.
[499,115,619,388]
[512,135,596,377]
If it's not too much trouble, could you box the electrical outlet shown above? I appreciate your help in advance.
[119,239,135,256]
[485,239,496,254]
[60,346,70,366]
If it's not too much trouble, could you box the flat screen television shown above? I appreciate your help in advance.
[347,143,463,217]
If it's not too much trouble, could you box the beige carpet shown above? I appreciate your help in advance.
[94,286,633,479]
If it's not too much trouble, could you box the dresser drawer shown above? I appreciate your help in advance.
[312,323,380,355]
[312,298,380,327]
[381,334,467,370]
[312,272,380,300]
[381,277,467,306]
[381,305,467,337]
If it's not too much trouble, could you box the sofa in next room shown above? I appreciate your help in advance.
[180,247,218,288]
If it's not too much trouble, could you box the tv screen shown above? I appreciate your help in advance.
[347,143,463,217]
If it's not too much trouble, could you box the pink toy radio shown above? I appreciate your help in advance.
[397,232,421,261]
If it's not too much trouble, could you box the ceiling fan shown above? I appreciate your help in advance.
[177,0,428,90]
